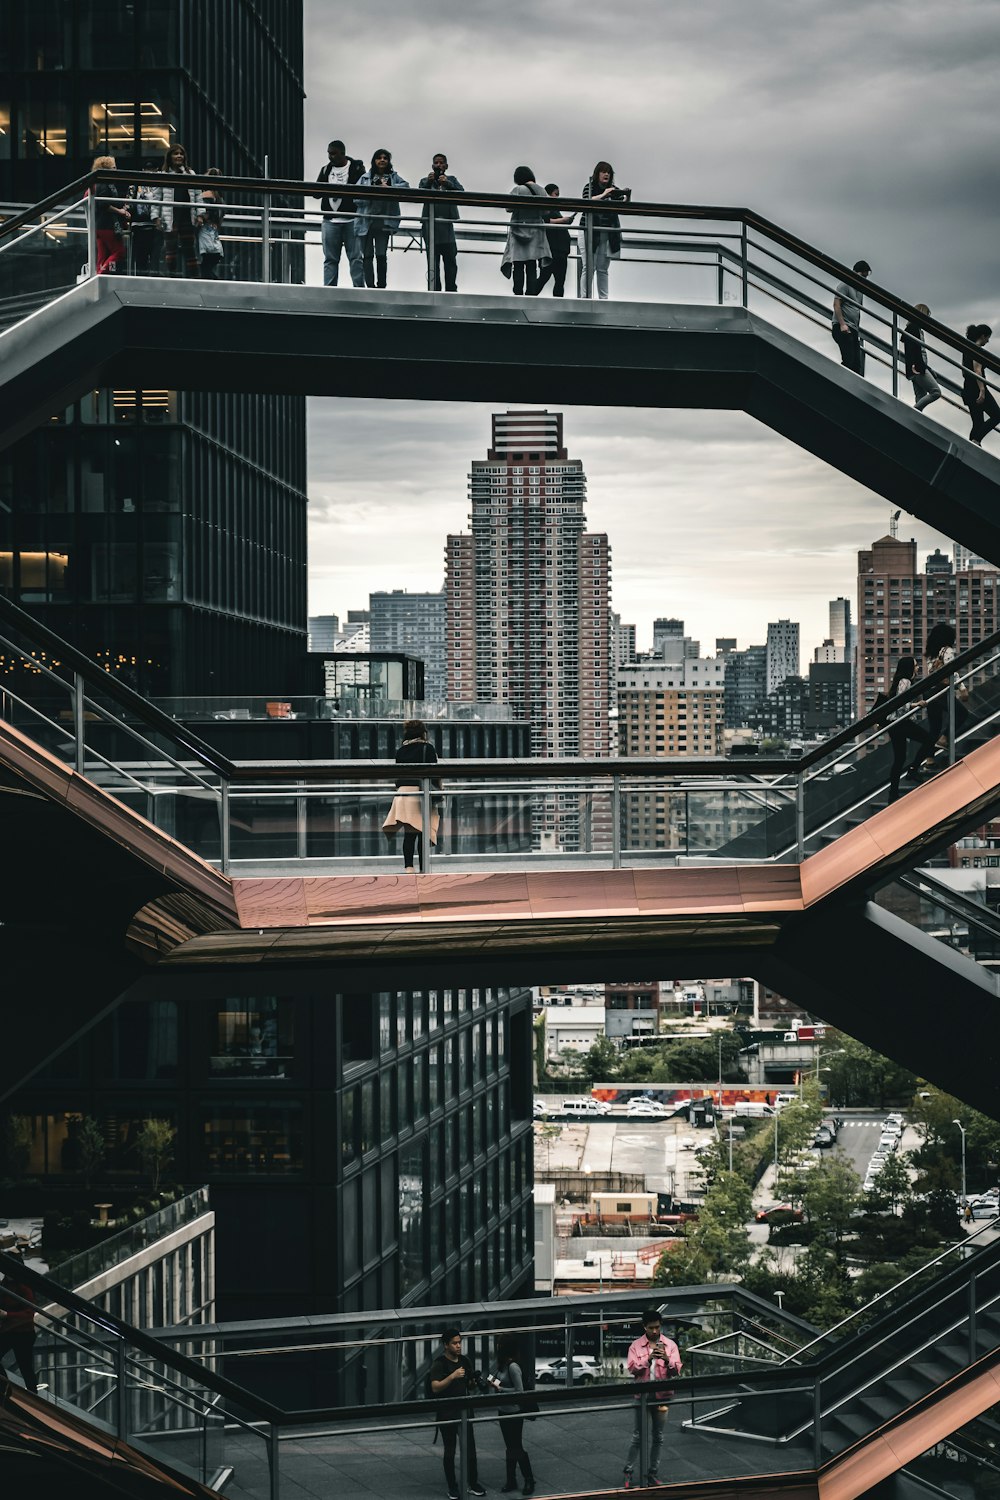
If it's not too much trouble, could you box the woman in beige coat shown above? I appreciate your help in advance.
[382,719,441,872]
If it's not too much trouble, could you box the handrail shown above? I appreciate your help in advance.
[777,1217,997,1367]
[2,168,998,380]
[0,591,237,780]
[896,869,1000,943]
[0,1247,283,1422]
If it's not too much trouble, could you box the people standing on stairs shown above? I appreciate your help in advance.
[883,655,937,804]
[355,148,409,289]
[902,304,941,411]
[382,718,441,871]
[622,1309,682,1489]
[921,622,970,766]
[962,324,1000,447]
[831,260,871,375]
[494,1334,536,1496]
[501,165,550,296]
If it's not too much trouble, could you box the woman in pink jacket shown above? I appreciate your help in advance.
[622,1309,682,1488]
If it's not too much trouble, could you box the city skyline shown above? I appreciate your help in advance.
[302,0,995,657]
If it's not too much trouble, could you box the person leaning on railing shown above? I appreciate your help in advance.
[500,165,550,297]
[382,717,442,872]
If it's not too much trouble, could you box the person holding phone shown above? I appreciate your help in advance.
[419,153,464,291]
[622,1310,682,1489]
[580,160,629,299]
[429,1329,487,1499]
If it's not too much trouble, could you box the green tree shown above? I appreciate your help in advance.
[653,1236,711,1288]
[910,1089,1000,1199]
[582,1035,620,1082]
[689,1170,755,1277]
[820,1033,917,1109]
[134,1119,175,1192]
[866,1152,911,1214]
[617,1048,658,1081]
[77,1115,106,1188]
[801,1157,862,1243]
[790,1243,856,1325]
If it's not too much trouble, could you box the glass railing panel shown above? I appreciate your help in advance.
[877,878,1000,973]
[0,195,88,307]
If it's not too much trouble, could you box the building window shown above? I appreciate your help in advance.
[209,997,294,1079]
[202,1105,303,1174]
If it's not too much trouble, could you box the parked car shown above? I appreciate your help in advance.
[533,1101,550,1118]
[813,1129,835,1149]
[535,1355,601,1385]
[755,1203,805,1225]
[626,1099,669,1119]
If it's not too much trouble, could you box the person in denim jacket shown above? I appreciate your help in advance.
[355,149,410,289]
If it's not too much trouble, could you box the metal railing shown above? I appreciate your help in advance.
[2,168,999,434]
[50,1186,211,1293]
[1,591,999,877]
[5,1235,999,1500]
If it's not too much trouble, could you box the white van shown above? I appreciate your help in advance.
[774,1093,798,1109]
[560,1098,610,1119]
[733,1101,775,1119]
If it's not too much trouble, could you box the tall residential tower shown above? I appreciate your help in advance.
[447,411,612,760]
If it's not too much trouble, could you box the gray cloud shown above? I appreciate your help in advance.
[303,0,995,651]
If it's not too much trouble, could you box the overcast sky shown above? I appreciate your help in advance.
[302,0,999,656]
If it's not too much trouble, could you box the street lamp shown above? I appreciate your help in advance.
[953,1119,967,1207]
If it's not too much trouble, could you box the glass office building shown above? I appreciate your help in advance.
[11,982,537,1323]
[0,2,308,693]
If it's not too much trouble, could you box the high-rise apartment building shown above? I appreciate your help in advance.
[857,532,1000,713]
[611,613,637,668]
[0,4,308,694]
[617,655,725,848]
[723,643,767,728]
[653,618,700,661]
[766,619,800,694]
[446,411,612,760]
[369,589,448,702]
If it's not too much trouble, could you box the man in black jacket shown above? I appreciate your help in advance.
[317,139,365,287]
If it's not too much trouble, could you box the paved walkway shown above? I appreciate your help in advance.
[212,1399,815,1500]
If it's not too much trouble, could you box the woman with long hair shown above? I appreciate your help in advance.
[580,160,628,299]
[382,719,441,872]
[962,324,1000,446]
[90,154,130,274]
[494,1333,535,1496]
[884,655,936,803]
[922,622,969,762]
[152,142,203,278]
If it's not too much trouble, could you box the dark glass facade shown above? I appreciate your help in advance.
[12,982,536,1321]
[0,2,308,694]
